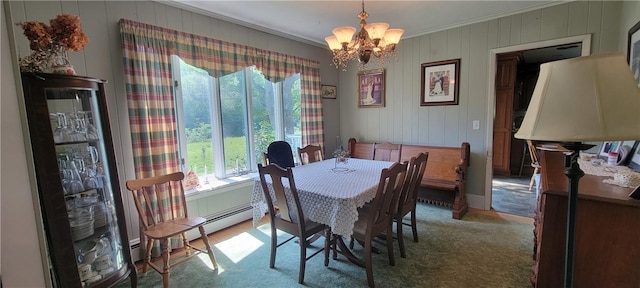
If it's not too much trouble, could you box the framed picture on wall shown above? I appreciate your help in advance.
[321,85,337,99]
[420,59,460,106]
[628,20,640,87]
[357,69,385,108]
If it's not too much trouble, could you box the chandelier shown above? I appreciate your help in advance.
[325,0,404,70]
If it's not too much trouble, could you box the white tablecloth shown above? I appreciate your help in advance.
[251,158,393,238]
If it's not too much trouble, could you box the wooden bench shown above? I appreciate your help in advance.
[348,138,470,219]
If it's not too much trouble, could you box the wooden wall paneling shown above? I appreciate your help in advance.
[541,4,569,41]
[165,5,184,31]
[181,10,193,34]
[104,0,140,247]
[445,27,462,147]
[418,36,431,144]
[498,17,512,47]
[587,1,603,53]
[600,1,623,53]
[390,55,403,142]
[458,25,471,143]
[191,12,210,37]
[400,39,413,144]
[509,13,523,46]
[79,1,111,80]
[521,9,542,44]
[467,21,489,195]
[153,2,168,28]
[567,1,589,36]
[427,31,448,146]
[9,2,29,55]
[135,1,156,25]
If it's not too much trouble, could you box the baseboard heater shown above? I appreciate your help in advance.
[129,205,253,261]
[204,205,252,225]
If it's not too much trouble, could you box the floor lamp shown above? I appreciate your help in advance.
[514,53,640,288]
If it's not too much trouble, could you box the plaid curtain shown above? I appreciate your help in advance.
[120,18,324,175]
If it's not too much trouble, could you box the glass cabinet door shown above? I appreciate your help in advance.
[46,88,126,286]
[21,73,135,288]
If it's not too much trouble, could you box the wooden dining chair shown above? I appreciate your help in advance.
[526,140,541,192]
[257,163,327,284]
[297,145,323,165]
[348,138,375,160]
[267,141,295,168]
[373,142,402,162]
[332,162,407,288]
[125,172,218,288]
[395,152,428,258]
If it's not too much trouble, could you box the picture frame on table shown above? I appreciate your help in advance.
[627,141,640,172]
[628,20,640,87]
[321,85,337,99]
[358,69,385,108]
[598,141,622,158]
[420,59,460,106]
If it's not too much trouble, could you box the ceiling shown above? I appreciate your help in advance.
[166,0,565,48]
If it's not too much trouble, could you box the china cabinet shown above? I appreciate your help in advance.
[21,72,136,288]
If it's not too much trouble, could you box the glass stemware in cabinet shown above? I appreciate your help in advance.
[21,72,136,288]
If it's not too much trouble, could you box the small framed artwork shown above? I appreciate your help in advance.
[598,141,623,158]
[420,59,460,106]
[628,141,640,172]
[321,85,337,99]
[627,20,640,87]
[358,68,385,108]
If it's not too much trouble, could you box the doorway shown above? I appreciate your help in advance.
[484,35,591,217]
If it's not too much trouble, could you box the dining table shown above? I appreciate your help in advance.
[251,158,394,239]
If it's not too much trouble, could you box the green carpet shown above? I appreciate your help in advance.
[117,204,534,287]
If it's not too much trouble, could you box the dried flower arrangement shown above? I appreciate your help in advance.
[16,14,88,73]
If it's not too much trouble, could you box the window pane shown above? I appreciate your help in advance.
[220,70,249,174]
[177,58,214,176]
[283,74,302,154]
[250,67,277,166]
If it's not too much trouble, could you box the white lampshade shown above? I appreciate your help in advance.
[325,36,341,50]
[515,53,640,142]
[383,29,404,45]
[364,23,389,40]
[332,26,356,44]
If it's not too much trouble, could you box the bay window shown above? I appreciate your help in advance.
[171,55,301,184]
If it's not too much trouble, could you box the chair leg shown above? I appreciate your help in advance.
[143,239,153,273]
[269,226,277,268]
[298,236,306,284]
[324,229,331,266]
[386,225,395,266]
[529,167,539,191]
[199,226,218,270]
[364,237,375,288]
[181,232,191,256]
[396,217,406,258]
[411,209,418,242]
[161,238,171,288]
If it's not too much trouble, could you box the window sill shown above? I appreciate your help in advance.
[185,172,258,201]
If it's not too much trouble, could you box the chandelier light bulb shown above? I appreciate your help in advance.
[332,27,356,44]
[383,29,404,45]
[325,36,341,51]
[364,23,389,40]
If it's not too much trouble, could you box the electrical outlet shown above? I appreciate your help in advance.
[473,120,480,130]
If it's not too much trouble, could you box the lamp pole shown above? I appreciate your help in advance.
[559,142,594,288]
